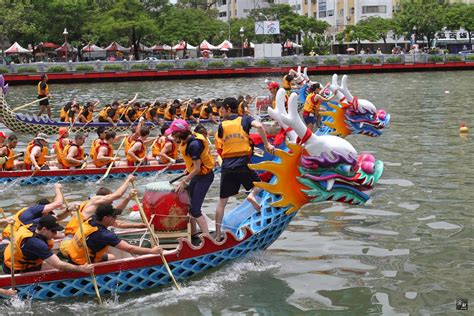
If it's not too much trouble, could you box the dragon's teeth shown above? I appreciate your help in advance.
[326,179,335,191]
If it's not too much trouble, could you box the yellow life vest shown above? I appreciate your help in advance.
[180,132,214,175]
[54,138,68,165]
[1,146,15,170]
[68,218,109,265]
[98,106,119,122]
[2,207,28,239]
[237,101,245,116]
[303,92,320,114]
[164,104,173,120]
[199,104,210,119]
[79,109,93,123]
[59,107,68,121]
[61,142,85,168]
[123,135,135,157]
[157,107,165,116]
[221,116,252,158]
[4,225,54,272]
[37,81,49,96]
[126,139,146,163]
[282,75,292,94]
[192,104,202,117]
[93,140,114,167]
[181,104,191,120]
[64,201,88,236]
[65,109,77,123]
[24,141,48,169]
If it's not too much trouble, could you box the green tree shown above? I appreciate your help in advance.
[337,24,378,53]
[445,3,474,44]
[394,0,447,47]
[357,17,397,44]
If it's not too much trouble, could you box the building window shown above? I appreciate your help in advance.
[339,9,344,16]
[319,11,326,18]
[313,12,317,18]
[362,6,386,14]
[219,11,227,17]
[219,0,226,5]
[304,0,308,4]
[328,10,334,16]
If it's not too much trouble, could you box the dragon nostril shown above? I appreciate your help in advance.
[377,109,386,121]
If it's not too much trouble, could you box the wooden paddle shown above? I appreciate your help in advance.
[12,96,49,112]
[59,189,102,304]
[95,136,127,184]
[0,208,15,290]
[131,182,181,291]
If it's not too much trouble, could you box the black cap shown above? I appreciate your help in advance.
[95,204,118,220]
[38,214,64,231]
[222,97,239,111]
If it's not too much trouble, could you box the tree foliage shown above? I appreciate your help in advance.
[445,3,474,44]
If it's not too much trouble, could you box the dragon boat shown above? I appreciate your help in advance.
[0,86,385,301]
[0,163,186,186]
[0,75,218,135]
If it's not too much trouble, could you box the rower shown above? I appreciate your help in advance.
[214,97,275,241]
[61,132,86,169]
[2,214,93,275]
[2,183,68,240]
[124,102,142,124]
[181,99,198,123]
[199,100,212,121]
[168,119,215,237]
[89,126,107,161]
[152,125,178,164]
[192,98,203,120]
[65,103,80,124]
[67,204,163,265]
[126,126,150,166]
[94,130,123,167]
[144,101,159,124]
[282,73,296,95]
[0,134,22,171]
[0,219,15,296]
[78,101,97,123]
[24,133,52,170]
[98,101,120,125]
[156,102,166,121]
[54,127,70,167]
[59,101,73,122]
[59,175,142,257]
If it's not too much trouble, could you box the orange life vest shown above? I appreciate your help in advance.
[152,136,178,163]
[93,140,114,167]
[1,207,28,239]
[126,139,146,163]
[1,146,15,170]
[24,141,48,170]
[64,201,89,236]
[61,142,85,168]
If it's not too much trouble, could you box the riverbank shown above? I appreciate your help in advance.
[2,54,473,85]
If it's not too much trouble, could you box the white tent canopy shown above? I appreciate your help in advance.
[217,40,233,51]
[199,40,218,50]
[172,41,197,51]
[105,42,130,52]
[151,44,172,51]
[82,44,105,52]
[5,42,31,55]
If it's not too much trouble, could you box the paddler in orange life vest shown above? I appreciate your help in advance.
[61,132,87,169]
[53,127,70,167]
[59,175,145,257]
[98,101,120,125]
[214,97,275,242]
[65,103,81,124]
[67,204,163,265]
[152,124,179,164]
[24,133,52,170]
[78,100,98,123]
[2,183,69,241]
[94,130,126,167]
[2,214,93,275]
[180,99,199,123]
[303,82,336,131]
[126,125,150,166]
[169,119,215,237]
[37,74,52,119]
[0,217,16,297]
[59,101,73,122]
[0,134,23,171]
[124,102,142,125]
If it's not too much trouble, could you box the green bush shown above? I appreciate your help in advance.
[231,60,248,67]
[208,61,225,68]
[427,55,444,63]
[466,55,474,61]
[303,59,318,65]
[365,57,381,64]
[385,56,402,64]
[155,63,174,70]
[279,59,293,65]
[131,63,149,70]
[446,56,462,62]
[183,61,202,69]
[75,65,95,72]
[103,64,123,71]
[254,59,271,67]
[346,57,362,65]
[47,65,67,72]
[17,66,37,73]
[323,58,339,65]
[0,67,8,74]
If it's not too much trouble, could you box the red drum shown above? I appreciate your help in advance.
[142,181,190,231]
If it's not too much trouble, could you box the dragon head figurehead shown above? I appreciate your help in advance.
[318,74,390,137]
[0,74,8,96]
[252,90,383,213]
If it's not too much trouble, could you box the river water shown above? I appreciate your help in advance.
[1,71,473,315]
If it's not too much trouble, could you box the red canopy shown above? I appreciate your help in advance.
[104,42,129,52]
[151,44,172,52]
[36,42,60,50]
[55,42,78,53]
[5,42,31,55]
[172,41,197,51]
[199,40,218,50]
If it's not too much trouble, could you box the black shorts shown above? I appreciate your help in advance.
[219,165,260,199]
[38,96,49,106]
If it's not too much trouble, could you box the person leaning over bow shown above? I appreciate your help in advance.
[0,134,23,170]
[302,82,336,131]
[67,204,162,265]
[37,74,52,119]
[2,214,93,275]
[169,119,215,236]
[2,183,68,241]
[61,132,87,169]
[214,97,275,242]
[24,133,55,170]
